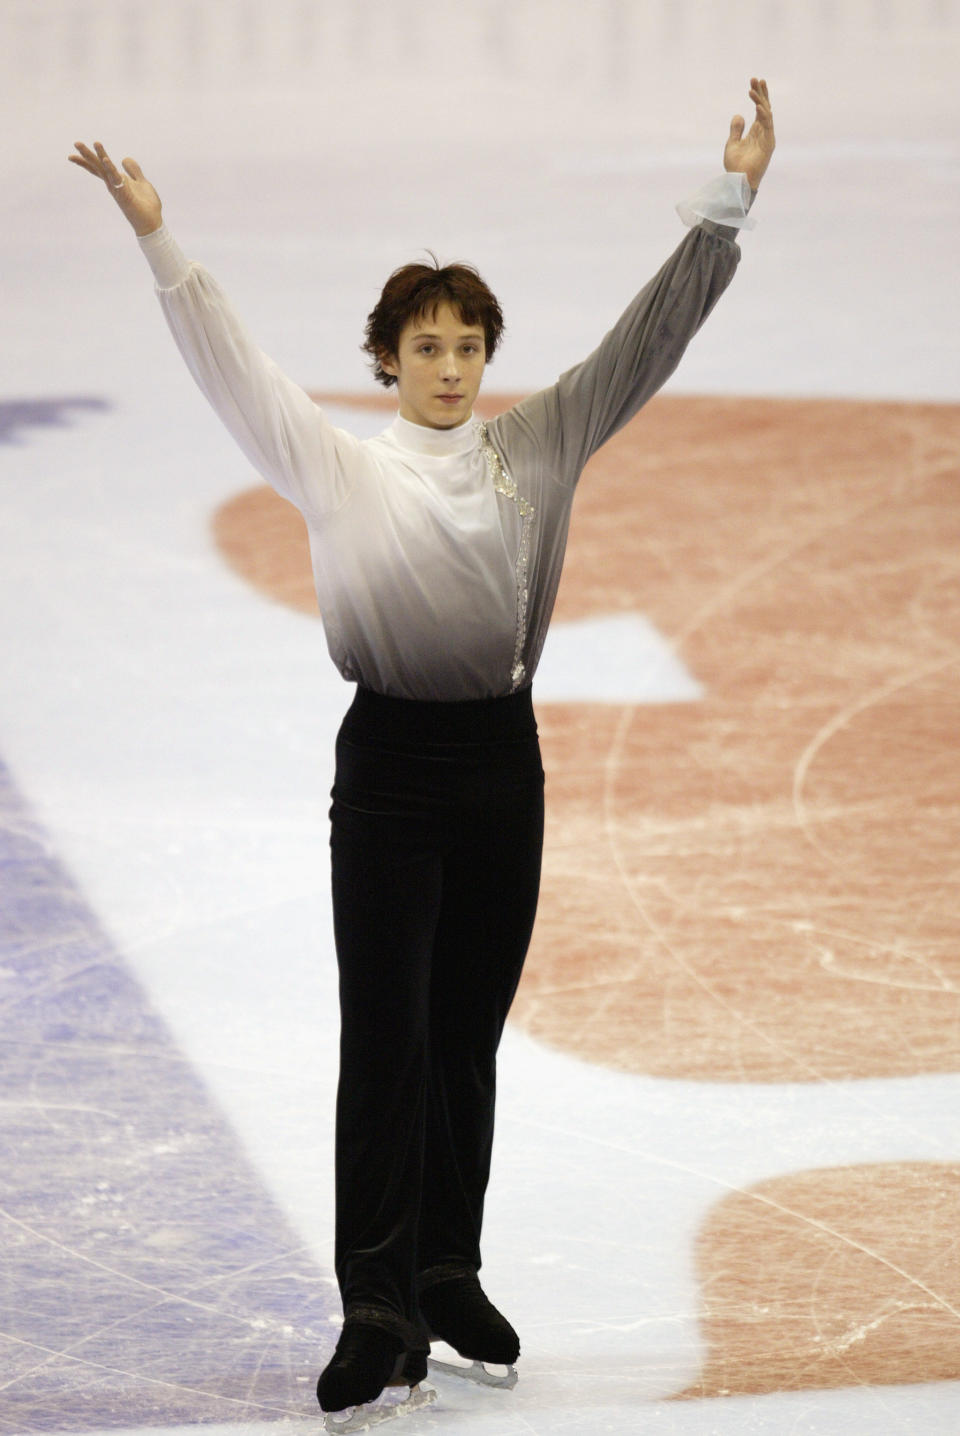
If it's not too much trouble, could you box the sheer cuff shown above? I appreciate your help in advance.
[676,172,756,231]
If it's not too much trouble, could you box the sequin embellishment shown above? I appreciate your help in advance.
[476,421,535,691]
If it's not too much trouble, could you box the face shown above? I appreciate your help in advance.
[380,303,486,430]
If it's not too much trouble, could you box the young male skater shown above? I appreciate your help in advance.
[70,77,774,1430]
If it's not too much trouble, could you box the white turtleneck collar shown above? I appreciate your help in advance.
[385,412,478,459]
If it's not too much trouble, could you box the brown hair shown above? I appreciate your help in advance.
[362,254,505,387]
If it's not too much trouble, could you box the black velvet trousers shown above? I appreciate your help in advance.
[329,685,544,1340]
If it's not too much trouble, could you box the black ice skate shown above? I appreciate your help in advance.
[316,1321,436,1432]
[419,1271,520,1390]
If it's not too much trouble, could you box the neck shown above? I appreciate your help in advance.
[388,411,477,456]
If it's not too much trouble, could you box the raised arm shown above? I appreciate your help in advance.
[493,80,775,487]
[68,142,355,515]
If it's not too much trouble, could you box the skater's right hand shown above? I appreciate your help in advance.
[68,142,163,237]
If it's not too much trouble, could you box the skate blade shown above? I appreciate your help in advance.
[323,1381,437,1433]
[428,1354,518,1390]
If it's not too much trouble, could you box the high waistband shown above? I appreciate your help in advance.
[342,685,536,747]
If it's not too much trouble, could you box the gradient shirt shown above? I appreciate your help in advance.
[140,173,751,699]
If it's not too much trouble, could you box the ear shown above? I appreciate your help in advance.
[379,351,399,378]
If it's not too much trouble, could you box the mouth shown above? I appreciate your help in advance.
[437,394,464,404]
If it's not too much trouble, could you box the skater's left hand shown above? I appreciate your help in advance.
[724,78,775,190]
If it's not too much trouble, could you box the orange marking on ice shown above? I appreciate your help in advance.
[675,1162,960,1397]
[211,394,960,1083]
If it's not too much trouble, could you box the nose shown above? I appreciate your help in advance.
[439,349,460,381]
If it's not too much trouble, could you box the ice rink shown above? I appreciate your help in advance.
[2,2,959,1433]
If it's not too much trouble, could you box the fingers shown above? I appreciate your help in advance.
[95,142,128,190]
[69,141,111,180]
[68,141,103,177]
[67,141,130,191]
[748,76,772,121]
[728,114,745,142]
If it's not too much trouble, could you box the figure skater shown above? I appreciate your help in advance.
[70,77,774,1430]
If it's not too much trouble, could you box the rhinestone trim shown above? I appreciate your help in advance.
[476,421,535,691]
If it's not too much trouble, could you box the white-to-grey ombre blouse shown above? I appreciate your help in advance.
[140,174,753,701]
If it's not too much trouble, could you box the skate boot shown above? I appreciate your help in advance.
[419,1271,519,1389]
[316,1321,435,1432]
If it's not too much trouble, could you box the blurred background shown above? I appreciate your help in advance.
[5,0,959,399]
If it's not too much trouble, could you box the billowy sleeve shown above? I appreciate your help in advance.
[491,175,751,487]
[139,225,357,514]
